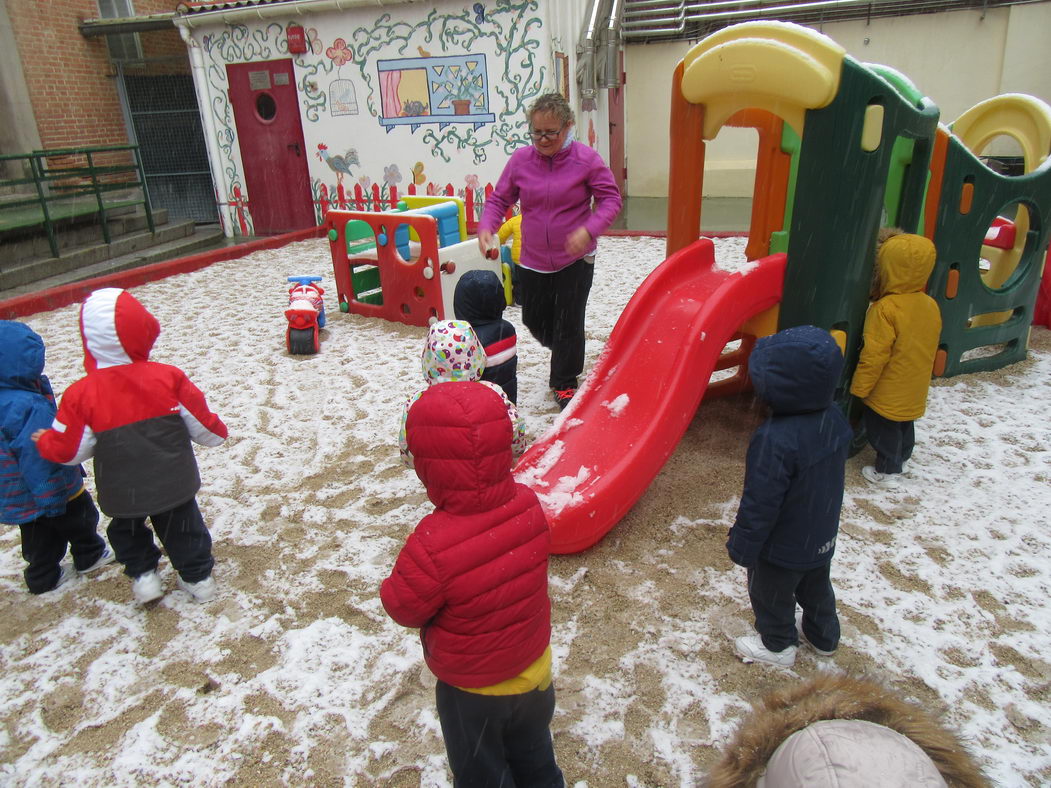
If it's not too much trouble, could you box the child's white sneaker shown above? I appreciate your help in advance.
[80,547,116,574]
[862,465,900,487]
[132,571,163,604]
[52,565,74,592]
[734,634,797,667]
[802,633,837,656]
[177,575,216,603]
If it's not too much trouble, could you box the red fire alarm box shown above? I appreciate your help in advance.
[287,23,308,55]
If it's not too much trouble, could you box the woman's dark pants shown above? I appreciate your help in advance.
[518,260,594,390]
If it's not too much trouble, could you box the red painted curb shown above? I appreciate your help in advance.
[0,226,326,320]
[604,229,748,239]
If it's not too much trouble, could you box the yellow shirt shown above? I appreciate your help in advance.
[460,646,552,696]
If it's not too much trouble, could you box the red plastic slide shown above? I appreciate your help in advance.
[514,239,786,554]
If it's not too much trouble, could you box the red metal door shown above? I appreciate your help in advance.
[608,52,626,195]
[227,59,316,234]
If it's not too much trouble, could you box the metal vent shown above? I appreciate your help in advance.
[624,0,1051,43]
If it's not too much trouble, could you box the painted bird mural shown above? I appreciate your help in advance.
[316,143,359,184]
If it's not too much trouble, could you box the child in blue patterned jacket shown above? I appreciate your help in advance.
[0,321,114,593]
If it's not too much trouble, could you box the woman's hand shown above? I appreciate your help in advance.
[477,229,496,257]
[565,227,592,258]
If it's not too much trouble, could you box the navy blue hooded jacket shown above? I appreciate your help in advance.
[727,325,853,570]
[0,321,85,525]
[453,269,518,404]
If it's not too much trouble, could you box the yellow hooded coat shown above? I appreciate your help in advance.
[497,214,523,264]
[849,234,942,421]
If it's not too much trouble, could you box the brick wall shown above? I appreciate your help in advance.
[6,0,187,152]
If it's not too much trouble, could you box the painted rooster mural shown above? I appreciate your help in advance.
[316,144,360,184]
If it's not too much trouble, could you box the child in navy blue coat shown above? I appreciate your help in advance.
[453,269,519,403]
[0,321,113,593]
[727,325,853,667]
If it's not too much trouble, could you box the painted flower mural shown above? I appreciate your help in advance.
[326,38,353,67]
[383,164,403,187]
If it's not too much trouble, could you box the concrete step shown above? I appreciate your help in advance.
[0,222,225,297]
[3,206,170,264]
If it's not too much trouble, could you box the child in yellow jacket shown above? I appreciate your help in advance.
[497,214,523,306]
[849,234,942,485]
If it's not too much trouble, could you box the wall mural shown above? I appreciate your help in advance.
[377,54,495,132]
[195,2,547,234]
[325,38,359,116]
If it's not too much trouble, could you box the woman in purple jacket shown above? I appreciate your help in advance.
[478,93,622,410]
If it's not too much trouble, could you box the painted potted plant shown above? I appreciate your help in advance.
[445,70,481,115]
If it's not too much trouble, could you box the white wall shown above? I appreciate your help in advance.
[624,3,1051,197]
[181,0,612,236]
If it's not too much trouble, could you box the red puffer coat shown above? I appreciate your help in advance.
[380,381,552,688]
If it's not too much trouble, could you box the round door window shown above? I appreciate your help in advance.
[256,92,277,122]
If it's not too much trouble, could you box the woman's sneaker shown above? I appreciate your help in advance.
[131,570,163,604]
[553,388,576,411]
[177,575,216,603]
[734,634,797,667]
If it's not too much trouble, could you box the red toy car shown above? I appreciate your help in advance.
[285,276,325,355]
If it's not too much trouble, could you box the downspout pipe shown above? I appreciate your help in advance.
[176,20,236,237]
[577,0,606,111]
[600,0,623,89]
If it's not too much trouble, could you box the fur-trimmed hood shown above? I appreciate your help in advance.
[705,674,989,788]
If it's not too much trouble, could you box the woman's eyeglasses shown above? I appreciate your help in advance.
[528,125,565,141]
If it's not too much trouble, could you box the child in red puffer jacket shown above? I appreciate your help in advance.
[381,381,563,787]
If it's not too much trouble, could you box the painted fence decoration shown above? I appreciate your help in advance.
[315,182,498,233]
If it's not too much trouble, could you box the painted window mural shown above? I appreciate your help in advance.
[378,55,496,132]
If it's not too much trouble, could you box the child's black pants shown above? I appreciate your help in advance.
[518,259,593,390]
[19,491,105,594]
[435,680,564,787]
[107,498,214,582]
[747,559,839,653]
[862,405,915,474]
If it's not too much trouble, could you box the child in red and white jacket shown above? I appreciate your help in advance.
[33,288,227,605]
[381,381,563,786]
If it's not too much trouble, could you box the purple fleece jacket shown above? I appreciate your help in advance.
[480,140,622,273]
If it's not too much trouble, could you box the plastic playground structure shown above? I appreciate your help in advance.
[511,21,1051,554]
[320,21,1051,554]
[324,195,503,327]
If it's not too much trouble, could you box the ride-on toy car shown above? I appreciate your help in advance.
[285,276,326,355]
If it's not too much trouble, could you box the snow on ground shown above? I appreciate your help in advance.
[0,235,1049,786]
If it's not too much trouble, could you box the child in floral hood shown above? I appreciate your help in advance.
[398,320,527,468]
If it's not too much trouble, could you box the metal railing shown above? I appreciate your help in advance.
[0,144,154,258]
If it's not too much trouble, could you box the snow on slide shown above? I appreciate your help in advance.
[514,239,787,553]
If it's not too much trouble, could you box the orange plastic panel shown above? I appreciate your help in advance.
[933,348,947,377]
[923,129,949,238]
[727,108,791,261]
[945,268,959,299]
[667,61,707,257]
